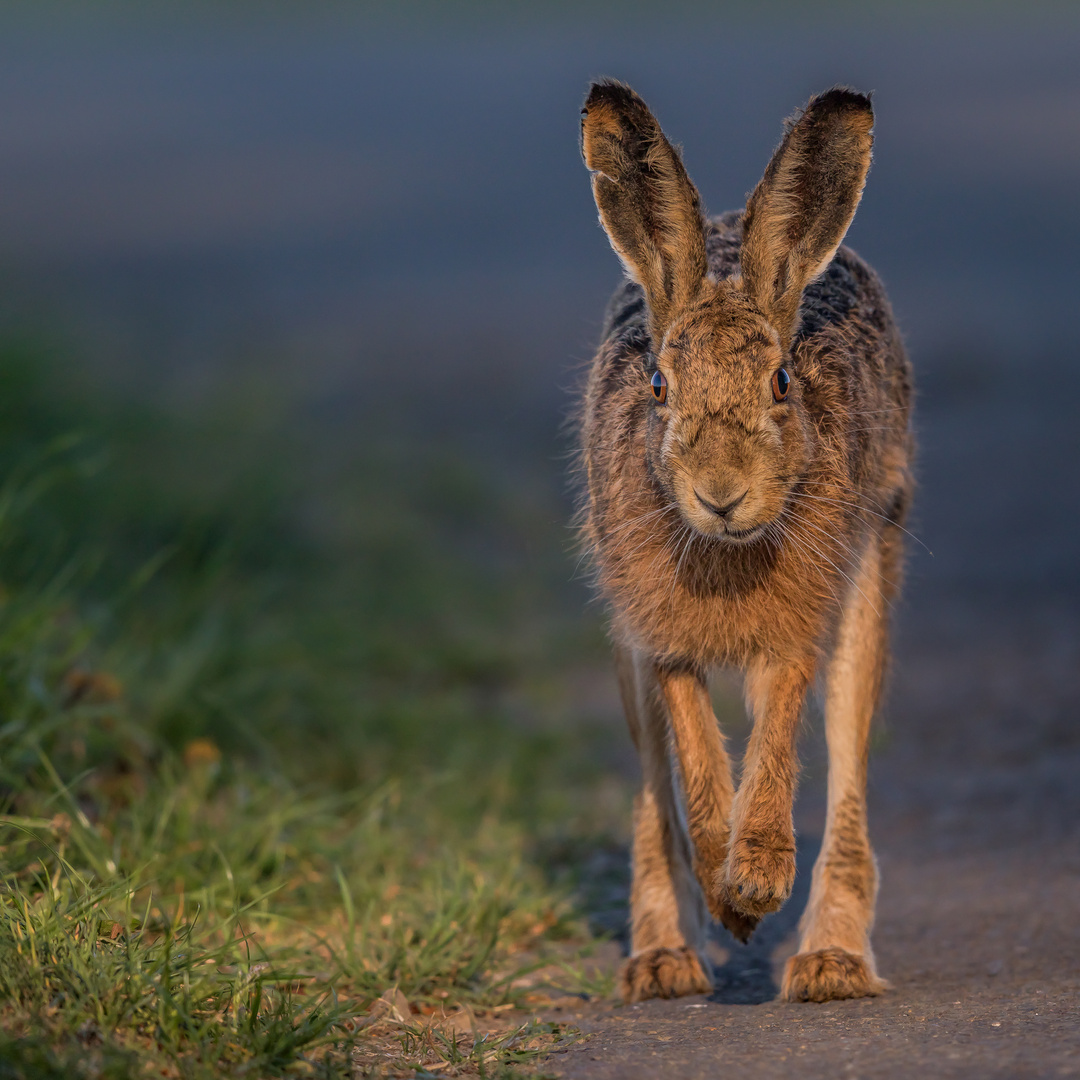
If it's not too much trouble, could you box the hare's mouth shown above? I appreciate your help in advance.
[678,486,772,545]
[718,522,766,545]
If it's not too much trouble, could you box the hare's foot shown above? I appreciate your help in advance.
[706,884,761,943]
[693,845,760,942]
[781,947,888,1003]
[619,947,712,1003]
[720,832,796,920]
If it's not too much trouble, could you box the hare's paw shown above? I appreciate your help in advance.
[712,898,764,941]
[694,846,761,941]
[781,948,888,1003]
[720,833,796,919]
[619,947,712,1003]
[705,883,761,943]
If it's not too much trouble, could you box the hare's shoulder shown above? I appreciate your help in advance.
[600,281,650,358]
[798,247,889,344]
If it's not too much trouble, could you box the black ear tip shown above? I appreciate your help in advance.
[808,86,874,120]
[584,78,641,113]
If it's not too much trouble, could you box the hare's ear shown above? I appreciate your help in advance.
[740,88,874,348]
[581,80,708,343]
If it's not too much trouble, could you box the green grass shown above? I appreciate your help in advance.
[0,336,625,1077]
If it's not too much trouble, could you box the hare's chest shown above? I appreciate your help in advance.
[611,543,821,668]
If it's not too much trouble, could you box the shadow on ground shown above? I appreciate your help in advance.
[571,831,820,1005]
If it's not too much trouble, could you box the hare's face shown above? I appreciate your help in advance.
[582,79,873,544]
[645,289,809,545]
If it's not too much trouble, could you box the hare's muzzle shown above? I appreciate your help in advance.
[694,488,747,520]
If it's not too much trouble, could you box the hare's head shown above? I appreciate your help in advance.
[581,81,873,544]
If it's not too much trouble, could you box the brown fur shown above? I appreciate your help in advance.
[576,81,913,1003]
[621,946,712,1004]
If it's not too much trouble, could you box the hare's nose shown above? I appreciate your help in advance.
[695,489,747,519]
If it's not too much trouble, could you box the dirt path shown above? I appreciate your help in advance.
[546,851,1078,1078]
[540,604,1080,1077]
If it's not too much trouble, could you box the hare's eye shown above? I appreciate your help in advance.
[772,367,791,402]
[650,370,668,404]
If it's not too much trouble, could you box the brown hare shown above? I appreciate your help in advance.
[576,81,913,1004]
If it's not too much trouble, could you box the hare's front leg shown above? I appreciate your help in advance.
[656,666,759,942]
[781,531,893,1002]
[721,658,812,921]
[615,646,712,1002]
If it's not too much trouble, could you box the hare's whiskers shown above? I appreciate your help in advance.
[791,484,930,555]
[785,518,882,618]
[669,525,700,608]
[769,516,844,614]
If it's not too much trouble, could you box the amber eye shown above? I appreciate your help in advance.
[772,367,791,402]
[650,370,668,403]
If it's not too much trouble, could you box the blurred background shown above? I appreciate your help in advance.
[0,0,1077,1039]
[3,3,1079,588]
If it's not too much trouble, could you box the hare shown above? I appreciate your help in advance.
[576,81,913,1004]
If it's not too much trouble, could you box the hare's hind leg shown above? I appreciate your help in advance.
[781,527,897,1002]
[615,645,712,1002]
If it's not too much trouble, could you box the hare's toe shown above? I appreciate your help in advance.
[619,947,712,1003]
[709,888,761,943]
[721,834,796,919]
[699,865,761,942]
[781,948,888,1003]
